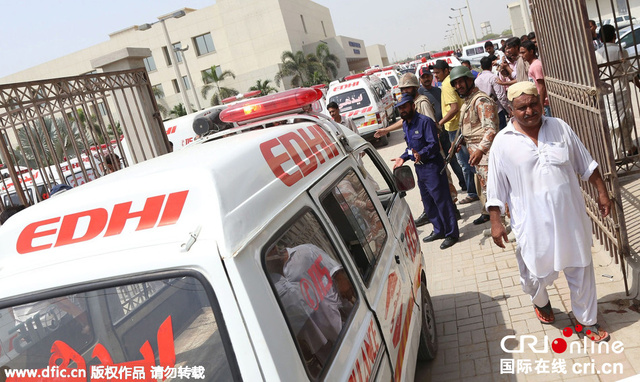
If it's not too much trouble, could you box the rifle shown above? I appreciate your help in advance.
[440,131,464,175]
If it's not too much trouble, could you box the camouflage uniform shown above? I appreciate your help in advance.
[458,89,499,210]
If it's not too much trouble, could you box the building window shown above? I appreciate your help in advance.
[193,33,216,56]
[152,84,164,98]
[173,43,183,63]
[321,21,327,38]
[163,46,172,66]
[201,66,222,84]
[172,79,180,93]
[353,49,360,55]
[300,15,308,34]
[182,76,191,90]
[143,56,157,72]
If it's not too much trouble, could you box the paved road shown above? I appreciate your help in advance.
[371,129,640,381]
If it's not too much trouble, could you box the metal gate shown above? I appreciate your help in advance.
[0,68,168,212]
[530,0,632,294]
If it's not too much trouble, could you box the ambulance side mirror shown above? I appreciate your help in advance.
[393,165,415,193]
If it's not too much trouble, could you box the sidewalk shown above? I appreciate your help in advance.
[413,193,640,381]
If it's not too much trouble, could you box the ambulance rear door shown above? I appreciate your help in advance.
[309,155,421,381]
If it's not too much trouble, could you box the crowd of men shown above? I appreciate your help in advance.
[370,31,615,343]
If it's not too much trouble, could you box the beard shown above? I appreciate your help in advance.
[400,109,414,120]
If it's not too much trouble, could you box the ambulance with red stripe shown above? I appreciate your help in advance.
[327,73,395,145]
[0,88,437,381]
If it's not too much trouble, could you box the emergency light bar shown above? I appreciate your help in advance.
[221,90,262,104]
[219,88,322,123]
[343,73,366,81]
[382,66,395,71]
[431,50,455,58]
[311,84,327,90]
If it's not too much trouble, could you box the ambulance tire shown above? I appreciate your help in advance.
[378,134,389,146]
[417,274,438,361]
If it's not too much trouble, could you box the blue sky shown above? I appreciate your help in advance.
[0,0,515,78]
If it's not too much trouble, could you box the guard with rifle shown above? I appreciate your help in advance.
[449,65,500,225]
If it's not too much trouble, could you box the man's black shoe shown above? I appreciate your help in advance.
[414,213,430,227]
[440,236,458,249]
[422,231,445,242]
[473,214,491,225]
[455,208,461,220]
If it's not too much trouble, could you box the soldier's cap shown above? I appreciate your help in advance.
[507,81,539,101]
[395,92,414,108]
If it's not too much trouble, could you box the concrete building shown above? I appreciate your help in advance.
[0,0,381,115]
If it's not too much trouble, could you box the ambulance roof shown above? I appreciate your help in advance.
[0,117,364,286]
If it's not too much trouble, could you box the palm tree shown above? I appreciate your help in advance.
[201,65,238,106]
[315,44,340,81]
[152,86,168,119]
[249,79,277,96]
[16,117,85,168]
[170,103,188,117]
[274,51,312,87]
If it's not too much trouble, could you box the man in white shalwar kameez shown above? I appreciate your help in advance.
[486,81,612,342]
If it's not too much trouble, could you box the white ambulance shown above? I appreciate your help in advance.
[0,88,437,381]
[368,66,402,103]
[327,73,395,145]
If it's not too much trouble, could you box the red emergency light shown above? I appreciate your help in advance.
[382,66,395,71]
[311,84,327,90]
[367,68,382,74]
[221,90,262,104]
[219,88,322,123]
[343,73,366,81]
[431,50,454,58]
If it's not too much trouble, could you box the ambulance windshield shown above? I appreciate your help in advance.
[329,89,371,113]
[0,276,238,381]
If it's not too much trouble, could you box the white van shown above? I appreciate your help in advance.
[460,39,503,66]
[327,74,395,145]
[0,88,437,381]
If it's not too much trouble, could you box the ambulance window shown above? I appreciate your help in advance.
[263,211,357,380]
[357,149,395,211]
[0,276,239,381]
[328,89,370,112]
[4,189,34,206]
[321,170,387,283]
[387,75,398,87]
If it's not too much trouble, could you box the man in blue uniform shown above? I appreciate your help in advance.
[392,93,459,249]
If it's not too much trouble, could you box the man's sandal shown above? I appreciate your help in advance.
[534,302,555,324]
[576,323,610,343]
[458,195,479,204]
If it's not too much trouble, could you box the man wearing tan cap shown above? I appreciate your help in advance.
[486,81,612,343]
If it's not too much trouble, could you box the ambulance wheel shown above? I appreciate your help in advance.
[378,134,389,146]
[417,275,438,361]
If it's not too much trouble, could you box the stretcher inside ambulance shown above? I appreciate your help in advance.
[0,88,437,381]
